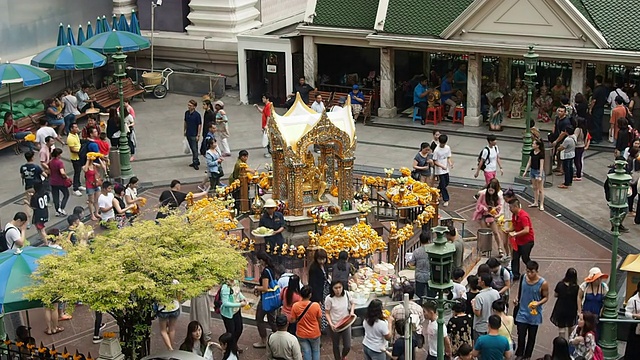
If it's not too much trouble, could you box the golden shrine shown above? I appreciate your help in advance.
[267,93,357,216]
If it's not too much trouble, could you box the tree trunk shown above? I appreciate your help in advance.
[111,304,153,360]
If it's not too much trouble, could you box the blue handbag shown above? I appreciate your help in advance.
[261,268,282,312]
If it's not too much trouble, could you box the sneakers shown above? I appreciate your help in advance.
[78,186,86,191]
[56,209,67,217]
[194,164,200,171]
[92,336,103,344]
[99,323,106,331]
[73,190,82,197]
[442,201,449,207]
[264,153,272,158]
[252,342,266,348]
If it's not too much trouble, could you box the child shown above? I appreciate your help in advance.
[383,319,417,360]
[30,181,49,243]
[198,123,217,192]
[453,343,473,360]
[447,300,472,357]
[451,268,467,300]
[82,115,98,139]
[96,132,111,157]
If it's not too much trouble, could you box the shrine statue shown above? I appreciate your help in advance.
[509,76,526,119]
[302,150,328,201]
[486,82,504,107]
[550,75,567,109]
[534,84,553,123]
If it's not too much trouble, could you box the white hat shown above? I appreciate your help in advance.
[584,267,608,283]
[264,199,277,208]
[214,100,224,108]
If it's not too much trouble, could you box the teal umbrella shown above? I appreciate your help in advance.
[95,17,103,34]
[77,25,86,45]
[31,44,107,70]
[130,10,140,35]
[0,62,51,113]
[86,21,94,39]
[66,25,76,46]
[56,23,66,46]
[112,14,118,31]
[118,13,130,32]
[82,30,150,54]
[0,246,65,313]
[103,15,111,32]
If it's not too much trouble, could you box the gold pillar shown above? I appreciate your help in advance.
[388,233,399,266]
[338,157,355,205]
[272,150,285,200]
[292,164,304,216]
[239,165,249,213]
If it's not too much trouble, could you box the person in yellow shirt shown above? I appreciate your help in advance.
[67,122,84,197]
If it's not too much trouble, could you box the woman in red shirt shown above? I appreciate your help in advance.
[83,156,104,221]
[3,112,35,151]
[48,148,70,217]
[280,275,302,335]
[289,286,322,360]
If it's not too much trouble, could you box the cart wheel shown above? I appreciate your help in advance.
[153,84,167,99]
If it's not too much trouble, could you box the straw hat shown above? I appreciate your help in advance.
[214,100,224,108]
[264,199,277,208]
[584,267,609,283]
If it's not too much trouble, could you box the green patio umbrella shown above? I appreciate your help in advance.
[82,30,150,54]
[31,44,107,70]
[0,62,51,114]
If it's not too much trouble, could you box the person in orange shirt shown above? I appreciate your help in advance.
[610,95,628,142]
[289,286,322,360]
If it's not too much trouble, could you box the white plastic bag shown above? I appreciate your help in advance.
[203,344,214,360]
[262,130,269,148]
[183,138,192,155]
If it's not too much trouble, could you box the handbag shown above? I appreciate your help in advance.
[261,268,282,312]
[410,169,420,181]
[63,177,72,188]
[183,138,192,155]
[262,129,269,148]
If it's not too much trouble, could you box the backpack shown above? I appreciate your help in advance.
[477,146,490,170]
[0,226,18,252]
[78,139,91,165]
[589,331,604,360]
[213,286,223,314]
[499,266,513,283]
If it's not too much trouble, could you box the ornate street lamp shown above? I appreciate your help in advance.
[112,47,134,181]
[520,45,539,176]
[425,226,456,360]
[600,160,631,359]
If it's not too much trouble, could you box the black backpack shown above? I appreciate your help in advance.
[77,139,91,165]
[213,286,223,314]
[0,226,19,252]
[477,146,490,170]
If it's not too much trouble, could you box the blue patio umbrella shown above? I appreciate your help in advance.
[95,17,103,34]
[56,23,66,46]
[130,10,140,35]
[86,21,94,39]
[118,13,130,32]
[0,62,52,114]
[112,14,118,31]
[82,30,150,54]
[103,15,111,32]
[66,25,76,46]
[31,44,107,70]
[77,25,86,45]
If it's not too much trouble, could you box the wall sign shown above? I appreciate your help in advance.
[267,65,277,73]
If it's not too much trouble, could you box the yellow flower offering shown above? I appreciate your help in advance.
[383,309,391,319]
[86,152,104,160]
[24,133,36,142]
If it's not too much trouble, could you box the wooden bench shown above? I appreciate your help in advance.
[331,91,372,123]
[307,91,333,108]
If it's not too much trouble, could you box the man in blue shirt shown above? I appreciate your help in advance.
[472,315,512,360]
[454,63,468,92]
[413,77,430,125]
[441,71,457,119]
[349,84,365,119]
[259,198,285,252]
[184,99,202,170]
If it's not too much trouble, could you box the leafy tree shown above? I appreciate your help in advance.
[25,199,247,359]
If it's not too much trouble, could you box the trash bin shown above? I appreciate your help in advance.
[544,147,553,176]
[109,148,121,179]
[477,229,493,253]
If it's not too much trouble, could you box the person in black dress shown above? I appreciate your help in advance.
[550,268,579,340]
[308,248,329,332]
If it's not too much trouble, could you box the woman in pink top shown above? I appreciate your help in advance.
[83,157,104,221]
[48,148,70,217]
[125,98,136,119]
[472,178,505,257]
[280,274,302,335]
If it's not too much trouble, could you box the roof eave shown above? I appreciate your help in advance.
[297,24,375,38]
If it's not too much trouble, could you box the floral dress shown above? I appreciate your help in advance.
[570,327,596,360]
[447,313,472,356]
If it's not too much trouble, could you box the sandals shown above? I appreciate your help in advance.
[528,203,538,208]
[44,327,64,335]
[557,184,569,189]
[59,314,72,321]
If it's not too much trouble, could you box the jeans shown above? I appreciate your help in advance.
[14,131,36,151]
[128,132,136,155]
[94,311,103,337]
[516,322,539,358]
[438,173,450,202]
[363,345,386,360]
[511,241,534,279]
[591,107,604,142]
[574,147,584,178]
[51,185,70,211]
[186,136,199,165]
[255,299,277,339]
[298,337,321,360]
[415,102,427,121]
[330,327,351,360]
[222,310,243,350]
[562,158,574,186]
[81,102,106,113]
[71,159,82,191]
[64,114,76,134]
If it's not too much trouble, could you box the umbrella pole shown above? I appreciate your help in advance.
[25,310,31,338]
[8,84,13,114]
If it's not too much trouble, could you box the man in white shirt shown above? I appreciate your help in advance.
[474,134,503,184]
[433,134,453,207]
[3,212,28,251]
[310,94,325,113]
[35,119,64,149]
[76,84,106,113]
[62,88,81,135]
[331,97,346,112]
[423,301,452,359]
[608,83,630,108]
[98,181,115,223]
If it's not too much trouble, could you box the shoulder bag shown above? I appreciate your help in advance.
[261,268,282,312]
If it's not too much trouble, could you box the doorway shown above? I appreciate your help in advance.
[246,50,287,106]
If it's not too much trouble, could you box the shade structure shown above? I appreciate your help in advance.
[82,30,150,54]
[130,10,140,35]
[0,246,65,313]
[0,62,52,113]
[112,14,118,31]
[56,23,66,46]
[95,17,103,34]
[86,21,94,39]
[118,13,130,32]
[77,25,86,45]
[66,25,76,46]
[31,44,107,70]
[103,15,111,32]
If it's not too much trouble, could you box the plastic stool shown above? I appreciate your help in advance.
[425,107,439,125]
[453,107,465,124]
[438,104,445,122]
[412,106,422,122]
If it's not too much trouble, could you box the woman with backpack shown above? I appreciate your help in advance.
[219,279,247,351]
[569,312,599,360]
[578,268,609,339]
[253,251,280,349]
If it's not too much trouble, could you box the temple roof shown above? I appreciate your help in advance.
[312,0,379,30]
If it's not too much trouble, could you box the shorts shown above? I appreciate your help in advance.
[48,118,64,126]
[157,308,180,319]
[34,222,46,230]
[86,187,100,195]
[530,168,544,180]
[483,171,497,184]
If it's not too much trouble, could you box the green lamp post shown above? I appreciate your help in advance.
[600,160,631,359]
[425,226,456,360]
[519,46,539,177]
[112,47,134,181]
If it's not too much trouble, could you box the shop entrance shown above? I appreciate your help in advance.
[246,50,287,105]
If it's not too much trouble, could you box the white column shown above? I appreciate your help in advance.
[187,0,261,38]
[238,48,249,104]
[378,48,396,118]
[113,0,137,16]
[303,36,317,86]
[285,50,294,100]
[465,53,483,126]
[570,60,586,103]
